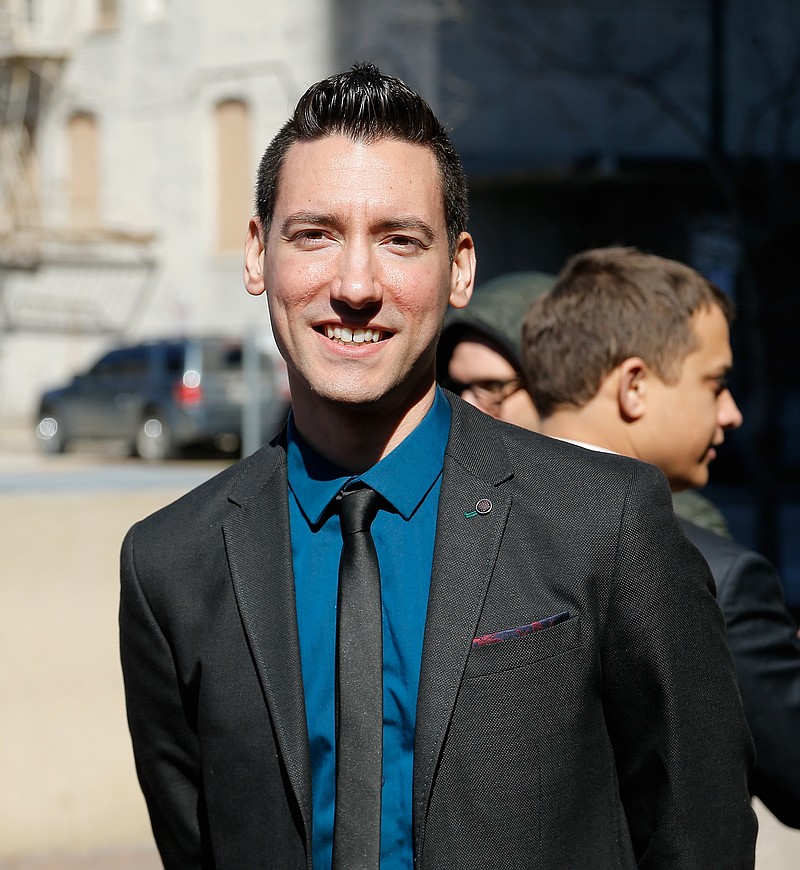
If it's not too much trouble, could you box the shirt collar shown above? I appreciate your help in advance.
[287,387,451,526]
[557,437,618,454]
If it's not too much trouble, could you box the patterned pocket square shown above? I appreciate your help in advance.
[472,611,572,648]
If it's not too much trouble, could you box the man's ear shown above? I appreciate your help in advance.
[244,218,266,297]
[448,232,476,310]
[618,357,648,422]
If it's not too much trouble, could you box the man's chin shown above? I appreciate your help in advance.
[669,467,710,493]
[685,470,711,492]
[312,382,392,408]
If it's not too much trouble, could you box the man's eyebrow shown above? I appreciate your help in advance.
[280,212,343,234]
[706,364,733,379]
[280,213,439,241]
[373,218,438,241]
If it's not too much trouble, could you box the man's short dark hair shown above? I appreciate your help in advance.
[521,246,735,418]
[254,62,468,259]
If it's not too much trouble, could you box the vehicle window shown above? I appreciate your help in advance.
[124,346,150,375]
[88,351,119,377]
[89,349,129,377]
[202,342,243,371]
[165,345,186,374]
[88,345,150,377]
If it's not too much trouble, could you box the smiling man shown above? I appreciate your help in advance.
[120,67,756,869]
[522,245,800,828]
[247,132,473,463]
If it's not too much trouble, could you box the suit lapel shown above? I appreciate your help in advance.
[222,444,312,852]
[413,397,513,858]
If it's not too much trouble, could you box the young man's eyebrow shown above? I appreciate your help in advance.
[705,364,733,382]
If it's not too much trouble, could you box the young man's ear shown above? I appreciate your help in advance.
[244,218,266,297]
[448,232,476,310]
[618,357,648,422]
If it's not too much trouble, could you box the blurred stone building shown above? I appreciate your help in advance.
[0,0,334,420]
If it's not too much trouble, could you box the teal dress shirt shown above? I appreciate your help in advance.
[287,388,451,869]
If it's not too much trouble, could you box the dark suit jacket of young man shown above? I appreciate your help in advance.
[120,395,756,869]
[681,518,800,828]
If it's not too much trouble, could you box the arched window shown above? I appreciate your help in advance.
[214,99,251,252]
[67,112,100,227]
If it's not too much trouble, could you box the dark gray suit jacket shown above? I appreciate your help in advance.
[120,396,756,869]
[681,519,800,827]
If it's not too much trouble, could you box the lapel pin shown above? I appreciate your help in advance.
[464,498,493,518]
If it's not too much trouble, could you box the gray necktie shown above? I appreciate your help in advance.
[332,485,383,869]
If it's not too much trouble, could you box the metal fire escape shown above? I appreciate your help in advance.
[0,0,66,263]
[0,0,155,335]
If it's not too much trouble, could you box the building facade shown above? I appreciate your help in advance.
[0,0,334,420]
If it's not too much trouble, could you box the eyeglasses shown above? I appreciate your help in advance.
[441,376,524,409]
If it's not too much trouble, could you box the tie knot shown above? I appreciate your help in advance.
[338,486,381,536]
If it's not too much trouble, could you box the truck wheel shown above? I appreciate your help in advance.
[35,412,69,454]
[135,413,175,460]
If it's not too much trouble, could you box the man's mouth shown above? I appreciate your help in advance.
[321,325,386,345]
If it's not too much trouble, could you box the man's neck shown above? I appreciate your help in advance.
[290,383,438,473]
[539,409,629,457]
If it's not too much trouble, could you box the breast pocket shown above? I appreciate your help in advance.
[465,612,582,678]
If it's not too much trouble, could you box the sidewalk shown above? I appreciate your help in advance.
[0,423,182,868]
[0,847,160,869]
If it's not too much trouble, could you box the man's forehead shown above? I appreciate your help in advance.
[270,135,447,234]
[687,303,734,365]
[277,134,442,193]
[286,131,435,157]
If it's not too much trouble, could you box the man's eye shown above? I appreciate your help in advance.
[713,377,729,395]
[294,230,326,242]
[388,235,422,249]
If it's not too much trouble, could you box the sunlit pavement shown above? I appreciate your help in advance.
[0,422,202,867]
[2,422,799,868]
[0,847,160,869]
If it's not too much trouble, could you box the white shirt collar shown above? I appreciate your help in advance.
[556,437,618,455]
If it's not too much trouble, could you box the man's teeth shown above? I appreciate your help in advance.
[324,325,383,344]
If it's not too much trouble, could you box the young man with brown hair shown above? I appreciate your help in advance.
[522,244,800,828]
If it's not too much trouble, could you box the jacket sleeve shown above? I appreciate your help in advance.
[119,524,207,869]
[602,463,757,868]
[715,547,800,827]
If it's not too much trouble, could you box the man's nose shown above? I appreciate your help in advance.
[330,242,383,309]
[719,389,744,431]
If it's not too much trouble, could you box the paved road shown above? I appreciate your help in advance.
[0,425,229,494]
[0,462,224,494]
